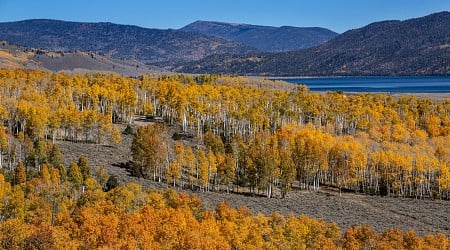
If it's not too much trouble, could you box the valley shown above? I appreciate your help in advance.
[0,6,449,248]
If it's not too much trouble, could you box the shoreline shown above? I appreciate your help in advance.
[266,75,450,97]
[309,91,450,102]
[267,75,450,80]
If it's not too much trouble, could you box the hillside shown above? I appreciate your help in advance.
[0,19,257,65]
[1,69,449,238]
[0,41,164,76]
[0,41,40,69]
[58,127,450,237]
[179,12,450,76]
[180,21,337,52]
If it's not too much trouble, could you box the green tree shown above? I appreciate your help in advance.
[56,164,67,182]
[68,162,82,189]
[77,156,91,181]
[105,175,120,191]
[49,144,63,167]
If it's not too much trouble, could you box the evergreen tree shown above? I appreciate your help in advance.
[77,156,91,181]
[49,144,63,167]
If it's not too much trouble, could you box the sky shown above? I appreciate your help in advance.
[0,0,449,33]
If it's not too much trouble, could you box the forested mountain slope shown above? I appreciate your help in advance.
[179,12,450,76]
[180,20,337,52]
[0,19,257,64]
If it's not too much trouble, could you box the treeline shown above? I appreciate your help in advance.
[0,69,127,143]
[0,169,448,249]
[0,69,449,199]
[132,73,449,199]
[1,69,448,142]
[132,123,450,199]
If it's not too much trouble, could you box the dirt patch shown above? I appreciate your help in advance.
[193,189,450,236]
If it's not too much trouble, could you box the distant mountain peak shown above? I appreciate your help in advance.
[0,19,258,65]
[180,20,338,52]
[179,11,450,76]
[191,20,246,26]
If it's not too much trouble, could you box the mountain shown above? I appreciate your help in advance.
[0,19,257,65]
[0,41,165,76]
[179,12,450,76]
[180,21,338,52]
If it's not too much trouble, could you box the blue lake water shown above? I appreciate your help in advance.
[276,76,450,93]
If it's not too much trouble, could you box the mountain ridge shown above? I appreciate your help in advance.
[179,11,450,76]
[0,12,448,76]
[0,19,258,65]
[180,20,338,52]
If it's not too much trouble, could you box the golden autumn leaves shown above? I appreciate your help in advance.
[0,172,449,249]
[0,69,450,248]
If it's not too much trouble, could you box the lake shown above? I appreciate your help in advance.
[276,76,450,93]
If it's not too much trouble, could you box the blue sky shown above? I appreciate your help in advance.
[0,0,448,33]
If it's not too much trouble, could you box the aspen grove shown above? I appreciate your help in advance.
[0,69,449,200]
